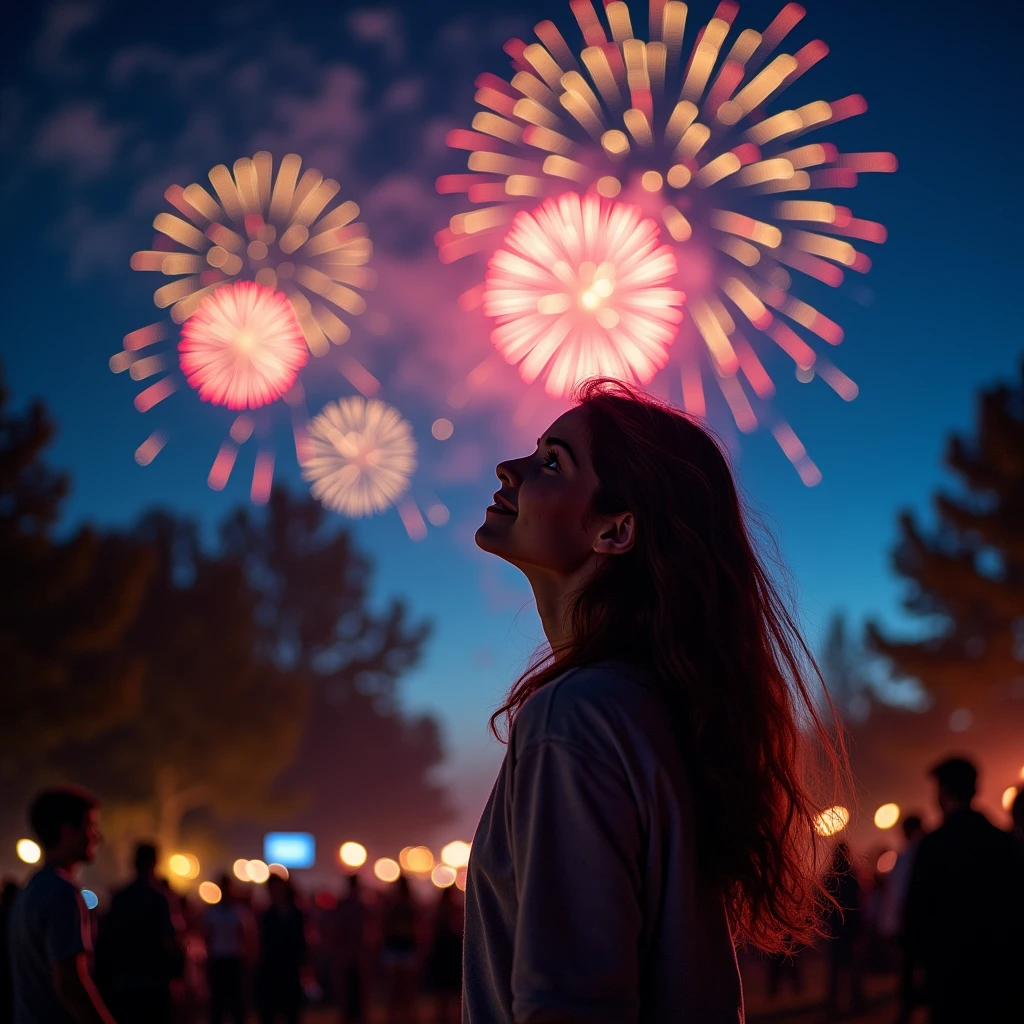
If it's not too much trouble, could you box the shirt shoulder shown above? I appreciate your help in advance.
[511,662,666,769]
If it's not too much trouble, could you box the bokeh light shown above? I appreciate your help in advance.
[483,192,684,397]
[948,707,973,732]
[431,418,454,440]
[373,858,401,883]
[876,850,898,873]
[168,853,201,880]
[246,859,270,884]
[399,846,435,874]
[873,803,900,829]
[814,805,850,837]
[440,840,472,869]
[268,863,289,879]
[339,842,368,868]
[198,881,222,904]
[302,396,417,517]
[426,503,450,527]
[16,839,41,865]
[81,889,99,910]
[1002,786,1019,812]
[431,864,457,888]
[455,868,468,892]
[233,858,251,882]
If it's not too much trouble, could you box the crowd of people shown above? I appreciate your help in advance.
[762,755,1024,1022]
[0,790,464,1024]
[3,752,1024,1024]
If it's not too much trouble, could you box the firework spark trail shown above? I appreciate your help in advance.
[483,191,685,397]
[302,396,418,518]
[438,0,895,482]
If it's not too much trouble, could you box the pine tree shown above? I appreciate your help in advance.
[0,367,152,775]
[868,362,1024,711]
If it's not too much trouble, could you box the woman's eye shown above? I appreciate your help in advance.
[542,448,559,470]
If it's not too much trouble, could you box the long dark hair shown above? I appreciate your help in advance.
[489,378,848,952]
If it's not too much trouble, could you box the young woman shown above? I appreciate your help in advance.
[463,379,846,1022]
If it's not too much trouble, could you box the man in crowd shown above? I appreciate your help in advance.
[95,842,182,1024]
[9,788,116,1024]
[877,813,925,1024]
[905,756,1024,1023]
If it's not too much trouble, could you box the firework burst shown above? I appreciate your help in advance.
[438,0,895,482]
[483,191,684,397]
[179,281,308,409]
[133,152,374,353]
[302,396,418,518]
[114,152,380,498]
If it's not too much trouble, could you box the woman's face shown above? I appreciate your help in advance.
[475,407,605,576]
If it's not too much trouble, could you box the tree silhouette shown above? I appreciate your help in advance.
[221,488,455,851]
[0,367,151,776]
[868,362,1024,711]
[63,512,308,853]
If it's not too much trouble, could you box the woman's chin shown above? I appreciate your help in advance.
[475,519,514,555]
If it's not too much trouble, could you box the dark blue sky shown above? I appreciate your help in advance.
[2,0,1022,838]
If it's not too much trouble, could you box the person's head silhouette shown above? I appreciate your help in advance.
[134,841,158,880]
[901,814,924,843]
[929,756,977,817]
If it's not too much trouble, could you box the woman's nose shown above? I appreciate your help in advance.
[496,459,519,487]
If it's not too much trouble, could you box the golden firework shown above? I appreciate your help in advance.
[132,152,375,356]
[438,1,895,484]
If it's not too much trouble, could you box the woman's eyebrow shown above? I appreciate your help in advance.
[537,435,578,466]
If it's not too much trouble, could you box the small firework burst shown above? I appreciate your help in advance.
[438,0,895,482]
[484,191,684,396]
[132,152,375,354]
[302,396,418,518]
[115,152,381,499]
[179,281,308,410]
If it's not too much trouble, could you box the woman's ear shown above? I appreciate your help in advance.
[593,512,634,556]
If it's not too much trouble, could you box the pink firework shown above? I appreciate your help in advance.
[483,192,685,397]
[178,281,308,410]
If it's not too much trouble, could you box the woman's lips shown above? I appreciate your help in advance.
[486,503,516,516]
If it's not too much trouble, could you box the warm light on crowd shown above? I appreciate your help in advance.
[440,840,471,869]
[1002,786,1019,812]
[16,839,41,865]
[198,881,222,905]
[399,846,435,874]
[813,805,850,837]
[373,857,401,883]
[168,853,201,879]
[339,842,367,868]
[877,850,898,873]
[873,803,901,829]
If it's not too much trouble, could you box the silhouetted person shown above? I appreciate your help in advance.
[1013,785,1024,848]
[0,881,19,1024]
[256,875,305,1024]
[380,875,418,1024]
[423,886,463,1024]
[822,841,864,1015]
[95,843,181,1024]
[878,814,925,1024]
[325,874,366,1024]
[905,756,1024,1023]
[8,787,116,1024]
[202,875,250,1024]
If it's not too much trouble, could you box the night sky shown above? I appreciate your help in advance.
[2,0,1022,842]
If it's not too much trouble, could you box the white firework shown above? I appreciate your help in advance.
[302,397,417,517]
